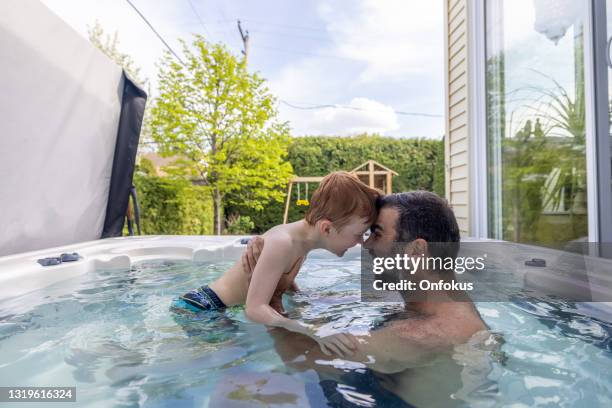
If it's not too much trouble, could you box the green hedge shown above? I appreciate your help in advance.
[228,135,445,232]
[133,173,214,235]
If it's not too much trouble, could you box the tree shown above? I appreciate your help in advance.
[87,21,155,152]
[87,20,146,86]
[150,35,293,234]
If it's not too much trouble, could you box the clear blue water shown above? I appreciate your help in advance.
[0,253,611,407]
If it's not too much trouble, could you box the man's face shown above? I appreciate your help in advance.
[363,206,399,257]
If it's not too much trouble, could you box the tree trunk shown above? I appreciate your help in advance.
[211,134,221,235]
[214,187,222,235]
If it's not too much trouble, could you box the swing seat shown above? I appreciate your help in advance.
[296,199,310,206]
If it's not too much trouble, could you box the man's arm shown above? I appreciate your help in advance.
[351,323,439,373]
[270,321,440,374]
[348,313,487,373]
[242,236,264,275]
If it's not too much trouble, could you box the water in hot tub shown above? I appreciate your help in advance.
[0,253,611,407]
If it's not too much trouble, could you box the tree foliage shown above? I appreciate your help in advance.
[87,20,146,87]
[150,36,293,234]
[133,173,213,235]
[228,135,445,232]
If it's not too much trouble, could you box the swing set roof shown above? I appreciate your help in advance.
[350,160,399,176]
[289,160,398,183]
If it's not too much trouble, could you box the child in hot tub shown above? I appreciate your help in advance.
[173,171,379,357]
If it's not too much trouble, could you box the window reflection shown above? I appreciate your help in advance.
[486,0,588,245]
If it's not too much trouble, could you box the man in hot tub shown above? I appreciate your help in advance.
[242,191,489,371]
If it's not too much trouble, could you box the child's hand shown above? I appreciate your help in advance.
[316,332,359,358]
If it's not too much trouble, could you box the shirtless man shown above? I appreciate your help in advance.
[242,191,489,373]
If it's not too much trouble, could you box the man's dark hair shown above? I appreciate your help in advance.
[378,191,460,258]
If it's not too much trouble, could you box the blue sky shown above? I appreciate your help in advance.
[41,0,444,139]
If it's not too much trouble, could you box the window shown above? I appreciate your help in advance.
[485,0,589,245]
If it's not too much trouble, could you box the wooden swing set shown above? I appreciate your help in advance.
[282,160,398,223]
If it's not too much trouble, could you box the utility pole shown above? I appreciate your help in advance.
[237,19,249,64]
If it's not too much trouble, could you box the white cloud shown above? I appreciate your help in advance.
[315,97,399,135]
[282,97,399,136]
[269,0,444,137]
[318,0,443,83]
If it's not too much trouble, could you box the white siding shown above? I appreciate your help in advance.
[444,0,470,236]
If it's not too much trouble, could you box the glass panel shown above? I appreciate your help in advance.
[607,0,612,225]
[485,0,589,245]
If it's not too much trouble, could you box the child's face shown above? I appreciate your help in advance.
[326,216,371,257]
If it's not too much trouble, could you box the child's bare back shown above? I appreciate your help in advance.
[209,224,305,309]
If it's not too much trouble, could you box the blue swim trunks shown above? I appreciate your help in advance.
[172,285,227,312]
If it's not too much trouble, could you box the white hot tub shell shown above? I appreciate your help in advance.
[0,236,610,323]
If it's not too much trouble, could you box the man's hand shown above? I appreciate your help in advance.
[242,236,264,277]
[241,235,301,315]
[316,332,359,358]
[242,236,300,292]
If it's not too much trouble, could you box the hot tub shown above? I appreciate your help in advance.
[0,236,611,407]
[0,236,250,302]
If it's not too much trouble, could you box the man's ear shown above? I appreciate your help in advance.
[405,238,428,256]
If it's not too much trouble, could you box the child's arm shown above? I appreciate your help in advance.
[244,236,306,331]
[244,236,357,356]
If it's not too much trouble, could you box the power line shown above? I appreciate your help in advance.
[255,45,355,61]
[242,21,414,44]
[124,0,186,66]
[249,28,329,43]
[214,3,243,49]
[197,19,237,25]
[185,0,212,38]
[242,19,328,33]
[121,3,442,120]
[279,100,443,118]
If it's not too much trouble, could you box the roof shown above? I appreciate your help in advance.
[139,152,180,176]
[350,160,399,175]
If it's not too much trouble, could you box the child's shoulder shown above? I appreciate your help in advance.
[263,224,294,243]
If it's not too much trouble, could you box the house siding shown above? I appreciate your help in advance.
[444,0,470,236]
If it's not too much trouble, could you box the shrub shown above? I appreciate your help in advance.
[227,135,445,232]
[133,173,214,235]
[226,214,255,235]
